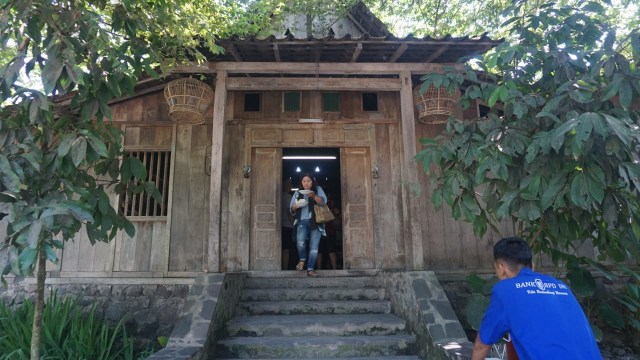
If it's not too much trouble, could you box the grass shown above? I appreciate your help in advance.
[0,292,155,360]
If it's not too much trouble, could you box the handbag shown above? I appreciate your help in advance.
[314,204,335,224]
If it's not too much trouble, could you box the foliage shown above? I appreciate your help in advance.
[0,293,151,360]
[415,0,640,335]
[367,0,639,50]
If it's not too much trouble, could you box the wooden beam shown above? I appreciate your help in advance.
[351,43,363,63]
[227,77,401,91]
[225,44,243,62]
[388,43,408,63]
[273,43,281,62]
[209,62,462,75]
[425,45,449,63]
[207,71,228,273]
[398,70,424,270]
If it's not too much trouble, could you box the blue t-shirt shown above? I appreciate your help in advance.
[479,268,602,360]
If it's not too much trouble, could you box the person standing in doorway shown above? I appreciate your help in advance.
[471,236,602,360]
[281,178,295,270]
[290,173,327,278]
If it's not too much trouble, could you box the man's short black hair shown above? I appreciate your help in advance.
[493,237,533,268]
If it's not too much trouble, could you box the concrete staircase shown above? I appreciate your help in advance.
[215,272,419,359]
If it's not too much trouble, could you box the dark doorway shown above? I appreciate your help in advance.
[281,148,343,270]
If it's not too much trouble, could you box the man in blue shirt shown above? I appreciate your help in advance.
[471,237,602,360]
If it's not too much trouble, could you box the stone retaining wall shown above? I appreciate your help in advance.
[0,277,193,347]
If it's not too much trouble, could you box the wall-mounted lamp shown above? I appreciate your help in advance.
[243,165,252,178]
[372,165,380,179]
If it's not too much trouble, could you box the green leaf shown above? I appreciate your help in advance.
[603,114,631,146]
[574,113,594,148]
[18,248,38,273]
[566,267,596,297]
[598,304,625,329]
[42,47,64,94]
[66,203,94,223]
[86,135,109,157]
[44,243,58,263]
[0,155,21,192]
[26,219,42,249]
[70,137,87,167]
[570,173,590,209]
[465,293,491,330]
[497,190,518,218]
[98,192,111,215]
[541,175,564,210]
[488,86,501,107]
[123,220,135,238]
[618,81,632,108]
[57,133,75,158]
[129,157,147,180]
[21,152,41,171]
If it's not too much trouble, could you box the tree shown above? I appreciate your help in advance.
[0,0,286,358]
[367,0,639,44]
[416,0,640,337]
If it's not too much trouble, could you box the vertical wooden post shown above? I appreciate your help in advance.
[399,71,424,270]
[206,71,227,272]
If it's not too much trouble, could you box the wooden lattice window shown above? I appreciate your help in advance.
[119,150,171,218]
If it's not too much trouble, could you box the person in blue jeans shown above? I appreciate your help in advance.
[472,236,602,360]
[289,173,327,278]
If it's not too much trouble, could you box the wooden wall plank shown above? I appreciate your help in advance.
[222,125,248,271]
[150,222,168,272]
[399,71,424,269]
[341,147,375,269]
[133,222,153,271]
[249,148,281,270]
[373,124,403,269]
[388,123,406,267]
[169,125,193,271]
[207,71,228,272]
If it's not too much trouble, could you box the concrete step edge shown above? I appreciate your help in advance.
[217,357,421,360]
[236,299,391,315]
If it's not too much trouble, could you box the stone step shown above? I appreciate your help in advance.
[218,357,421,360]
[244,276,379,289]
[241,287,386,302]
[245,269,381,278]
[225,314,406,337]
[215,334,416,358]
[236,299,391,315]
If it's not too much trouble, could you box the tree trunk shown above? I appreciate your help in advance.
[30,246,46,360]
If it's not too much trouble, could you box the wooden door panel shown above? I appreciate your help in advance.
[249,148,281,270]
[341,147,374,269]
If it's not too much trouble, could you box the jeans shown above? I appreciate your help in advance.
[295,219,321,271]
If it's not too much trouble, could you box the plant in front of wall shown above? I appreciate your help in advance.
[0,292,153,360]
[464,274,506,359]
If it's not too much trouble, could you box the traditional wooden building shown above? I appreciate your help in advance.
[53,2,507,279]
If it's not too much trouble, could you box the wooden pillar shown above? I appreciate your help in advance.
[399,71,424,270]
[206,71,227,272]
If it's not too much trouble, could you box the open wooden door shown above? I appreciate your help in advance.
[341,147,375,269]
[249,147,282,270]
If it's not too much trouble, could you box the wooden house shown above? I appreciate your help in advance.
[54,2,505,279]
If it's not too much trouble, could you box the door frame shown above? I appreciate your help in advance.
[244,123,376,271]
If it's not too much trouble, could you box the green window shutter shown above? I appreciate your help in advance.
[322,92,340,112]
[283,92,301,112]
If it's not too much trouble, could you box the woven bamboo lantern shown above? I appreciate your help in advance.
[414,85,460,124]
[164,78,214,125]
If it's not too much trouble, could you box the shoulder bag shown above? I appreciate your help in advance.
[314,203,335,224]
